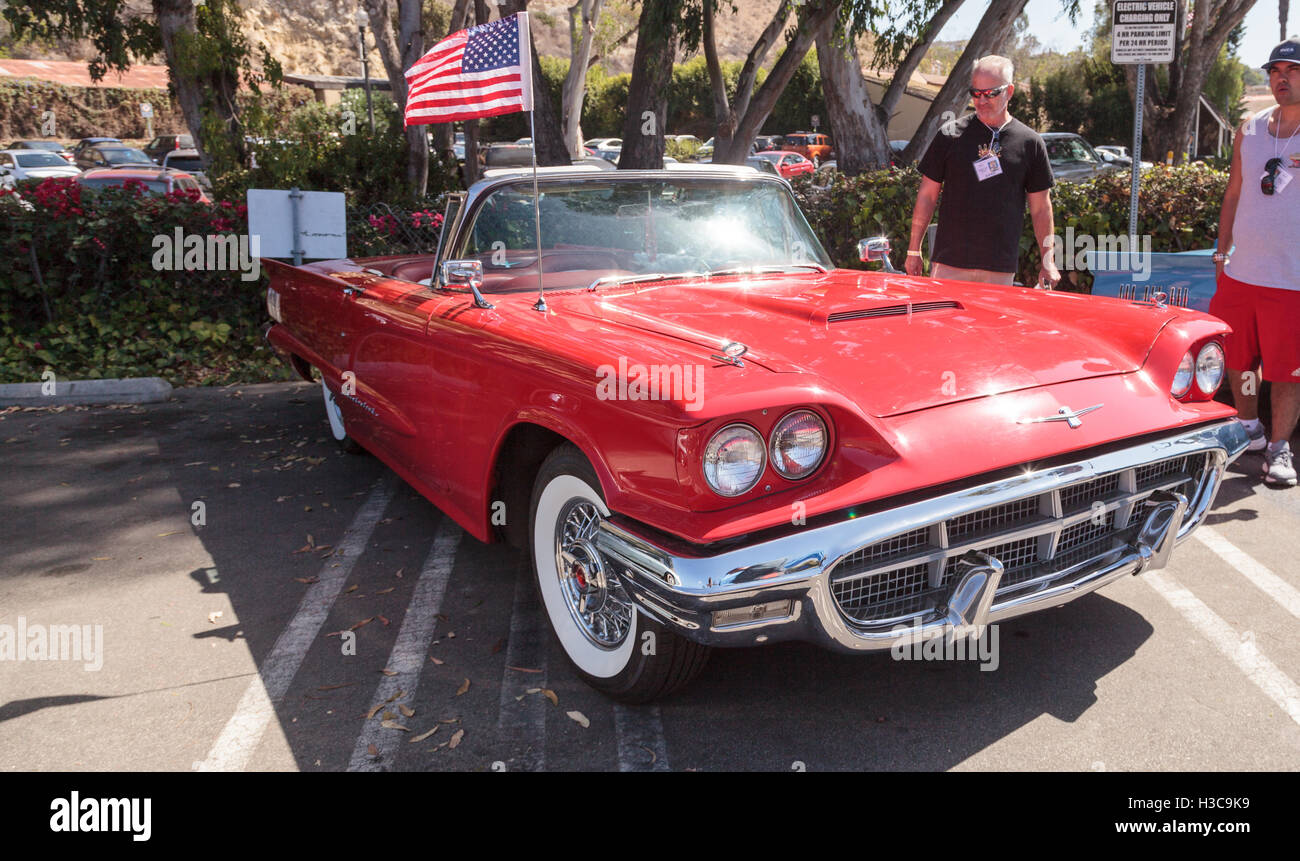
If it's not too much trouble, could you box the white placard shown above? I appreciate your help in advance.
[247,188,347,260]
[140,102,153,118]
[1111,0,1177,64]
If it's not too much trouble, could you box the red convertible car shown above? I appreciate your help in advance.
[264,164,1247,702]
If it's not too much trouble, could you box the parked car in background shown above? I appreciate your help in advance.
[160,148,212,191]
[584,138,623,163]
[75,143,155,171]
[0,149,82,188]
[77,165,210,202]
[263,163,1245,702]
[71,137,122,163]
[782,132,833,166]
[744,154,784,178]
[1096,144,1155,171]
[1042,132,1121,183]
[143,134,194,163]
[7,139,76,164]
[751,149,814,178]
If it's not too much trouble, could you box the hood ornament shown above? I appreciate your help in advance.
[711,341,748,368]
[1017,404,1103,429]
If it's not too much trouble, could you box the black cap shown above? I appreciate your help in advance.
[1262,37,1300,69]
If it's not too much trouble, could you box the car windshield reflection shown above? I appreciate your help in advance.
[454,177,833,293]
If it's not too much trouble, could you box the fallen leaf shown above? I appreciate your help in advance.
[382,710,397,721]
[429,656,444,665]
[567,710,590,729]
[506,665,543,673]
[525,688,541,695]
[377,587,395,595]
[344,585,359,594]
[156,531,181,538]
[542,689,559,707]
[448,729,464,749]
[455,678,470,696]
[438,718,460,724]
[381,720,409,732]
[349,617,374,631]
[227,482,241,489]
[380,668,397,676]
[365,703,384,720]
[447,631,456,639]
[398,704,415,718]
[410,726,438,743]
[293,576,319,585]
[384,689,405,704]
[394,568,404,579]
[377,615,390,626]
[92,556,112,561]
[306,534,315,547]
[207,611,223,624]
[367,743,379,757]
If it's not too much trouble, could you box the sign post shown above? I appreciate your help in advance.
[140,101,154,142]
[1111,0,1176,242]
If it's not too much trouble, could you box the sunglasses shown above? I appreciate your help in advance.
[1263,157,1282,195]
[969,85,1008,99]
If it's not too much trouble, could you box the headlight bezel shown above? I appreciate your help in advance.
[1171,349,1195,399]
[702,422,767,497]
[1194,340,1225,396]
[768,409,829,480]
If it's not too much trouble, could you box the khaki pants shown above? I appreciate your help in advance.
[931,262,1016,285]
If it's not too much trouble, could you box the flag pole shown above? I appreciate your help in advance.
[530,106,546,313]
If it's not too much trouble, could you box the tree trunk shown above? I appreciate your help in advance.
[498,0,570,166]
[618,0,682,169]
[722,1,840,165]
[1282,0,1290,40]
[364,0,430,196]
[899,0,1027,165]
[816,26,891,174]
[154,0,248,163]
[563,0,605,158]
[709,1,795,163]
[878,0,967,124]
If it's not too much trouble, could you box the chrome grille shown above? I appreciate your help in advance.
[829,453,1211,626]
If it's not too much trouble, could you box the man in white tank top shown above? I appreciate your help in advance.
[1212,37,1300,487]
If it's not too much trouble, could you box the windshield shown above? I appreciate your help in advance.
[1046,138,1097,164]
[164,157,204,172]
[81,178,169,194]
[18,142,65,153]
[455,176,832,292]
[101,148,153,165]
[15,152,69,167]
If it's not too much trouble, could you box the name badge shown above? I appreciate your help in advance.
[974,155,1003,181]
[1272,166,1293,194]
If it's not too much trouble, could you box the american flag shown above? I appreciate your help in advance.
[404,12,534,126]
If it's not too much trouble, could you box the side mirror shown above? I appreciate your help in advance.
[440,259,494,309]
[858,237,898,273]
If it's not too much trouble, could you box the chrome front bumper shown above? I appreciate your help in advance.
[593,420,1248,652]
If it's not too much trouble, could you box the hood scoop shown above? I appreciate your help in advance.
[827,300,961,324]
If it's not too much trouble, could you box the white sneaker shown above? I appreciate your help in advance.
[1262,441,1297,486]
[1240,420,1267,452]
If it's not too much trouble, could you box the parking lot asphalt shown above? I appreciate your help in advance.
[2,382,1298,771]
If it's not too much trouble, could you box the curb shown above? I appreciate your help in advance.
[0,377,173,407]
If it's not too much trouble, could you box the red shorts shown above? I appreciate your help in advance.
[1209,272,1300,383]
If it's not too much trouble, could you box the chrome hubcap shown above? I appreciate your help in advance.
[554,499,633,648]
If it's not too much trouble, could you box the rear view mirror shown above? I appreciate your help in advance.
[440,259,493,309]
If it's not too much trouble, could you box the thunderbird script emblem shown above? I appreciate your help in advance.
[1017,404,1103,429]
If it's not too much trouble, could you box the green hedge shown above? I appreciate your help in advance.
[793,163,1229,289]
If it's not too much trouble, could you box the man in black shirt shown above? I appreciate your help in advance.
[905,55,1060,288]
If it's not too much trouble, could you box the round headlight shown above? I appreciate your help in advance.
[1171,350,1194,398]
[1195,341,1225,394]
[769,410,828,479]
[703,424,765,497]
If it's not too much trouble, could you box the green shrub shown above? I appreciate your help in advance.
[793,164,1229,289]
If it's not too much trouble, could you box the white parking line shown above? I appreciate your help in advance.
[1144,570,1300,727]
[1194,525,1300,621]
[613,705,671,772]
[348,516,461,771]
[497,573,548,772]
[198,478,395,771]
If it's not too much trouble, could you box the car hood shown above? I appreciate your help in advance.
[555,269,1175,418]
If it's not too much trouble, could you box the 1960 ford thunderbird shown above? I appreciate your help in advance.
[263,164,1247,702]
